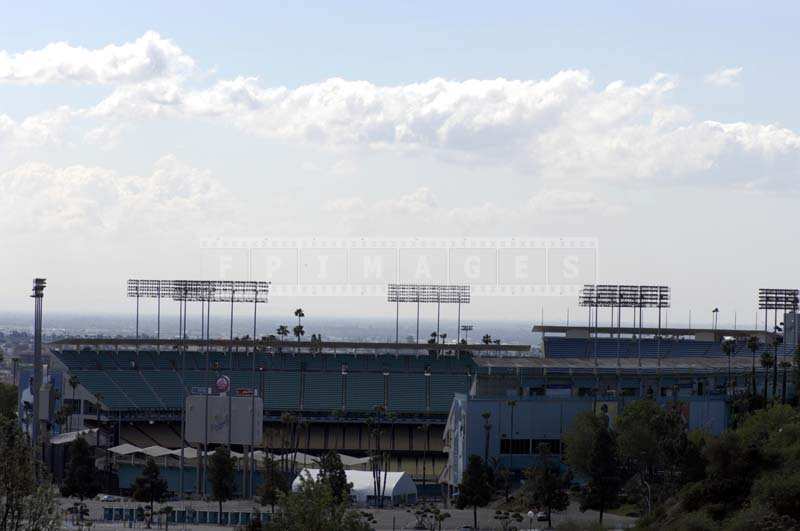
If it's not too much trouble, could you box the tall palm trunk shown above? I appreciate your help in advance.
[764,366,770,402]
[782,365,788,404]
[773,347,779,400]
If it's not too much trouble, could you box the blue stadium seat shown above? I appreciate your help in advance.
[107,371,163,408]
[302,372,343,411]
[345,372,384,412]
[388,373,426,412]
[264,371,300,410]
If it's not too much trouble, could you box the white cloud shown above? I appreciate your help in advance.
[704,66,743,87]
[0,155,235,235]
[83,70,800,190]
[0,108,75,150]
[1,32,797,192]
[527,189,626,216]
[0,31,194,85]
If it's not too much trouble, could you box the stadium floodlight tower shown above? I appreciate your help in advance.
[127,279,175,360]
[170,280,269,499]
[31,278,46,477]
[578,284,619,362]
[758,288,799,338]
[758,288,799,398]
[581,284,670,364]
[387,283,471,347]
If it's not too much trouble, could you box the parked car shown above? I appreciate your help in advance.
[536,511,548,521]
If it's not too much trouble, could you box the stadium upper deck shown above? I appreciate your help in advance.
[48,339,530,419]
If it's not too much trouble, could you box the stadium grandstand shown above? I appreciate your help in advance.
[35,281,800,502]
[47,337,530,496]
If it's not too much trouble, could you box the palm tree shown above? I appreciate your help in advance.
[68,375,80,431]
[780,359,791,404]
[506,399,517,501]
[747,336,760,394]
[94,392,104,417]
[481,411,491,463]
[293,325,305,344]
[331,409,344,450]
[440,332,447,345]
[418,423,430,501]
[721,340,734,397]
[760,351,774,403]
[772,330,783,401]
[482,334,492,345]
[276,325,289,353]
[294,308,305,328]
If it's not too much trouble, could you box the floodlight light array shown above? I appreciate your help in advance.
[758,288,799,310]
[580,284,670,308]
[387,283,470,304]
[127,279,270,303]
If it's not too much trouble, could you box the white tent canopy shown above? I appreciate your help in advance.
[293,468,417,507]
[107,443,141,456]
[51,428,98,446]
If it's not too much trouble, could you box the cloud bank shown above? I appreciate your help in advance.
[1,33,798,193]
[0,155,233,236]
[0,31,194,85]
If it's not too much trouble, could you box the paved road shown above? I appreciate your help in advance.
[62,498,636,530]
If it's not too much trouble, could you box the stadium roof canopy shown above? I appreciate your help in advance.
[533,325,774,340]
[474,355,766,372]
[47,338,530,353]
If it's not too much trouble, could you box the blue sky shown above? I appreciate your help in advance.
[1,2,799,327]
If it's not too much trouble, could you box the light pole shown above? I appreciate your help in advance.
[460,324,474,344]
[31,278,46,479]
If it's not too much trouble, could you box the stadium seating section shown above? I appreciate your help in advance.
[52,349,476,414]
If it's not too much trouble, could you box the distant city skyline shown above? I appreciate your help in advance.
[2,2,799,325]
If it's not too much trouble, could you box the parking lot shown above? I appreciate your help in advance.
[62,497,635,530]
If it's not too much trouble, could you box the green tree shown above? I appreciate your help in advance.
[521,444,570,528]
[455,455,493,531]
[615,399,691,513]
[318,451,352,505]
[208,446,236,522]
[21,483,62,531]
[563,411,621,523]
[132,458,169,528]
[266,473,372,531]
[258,455,289,514]
[0,382,18,420]
[0,418,36,529]
[61,436,100,501]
